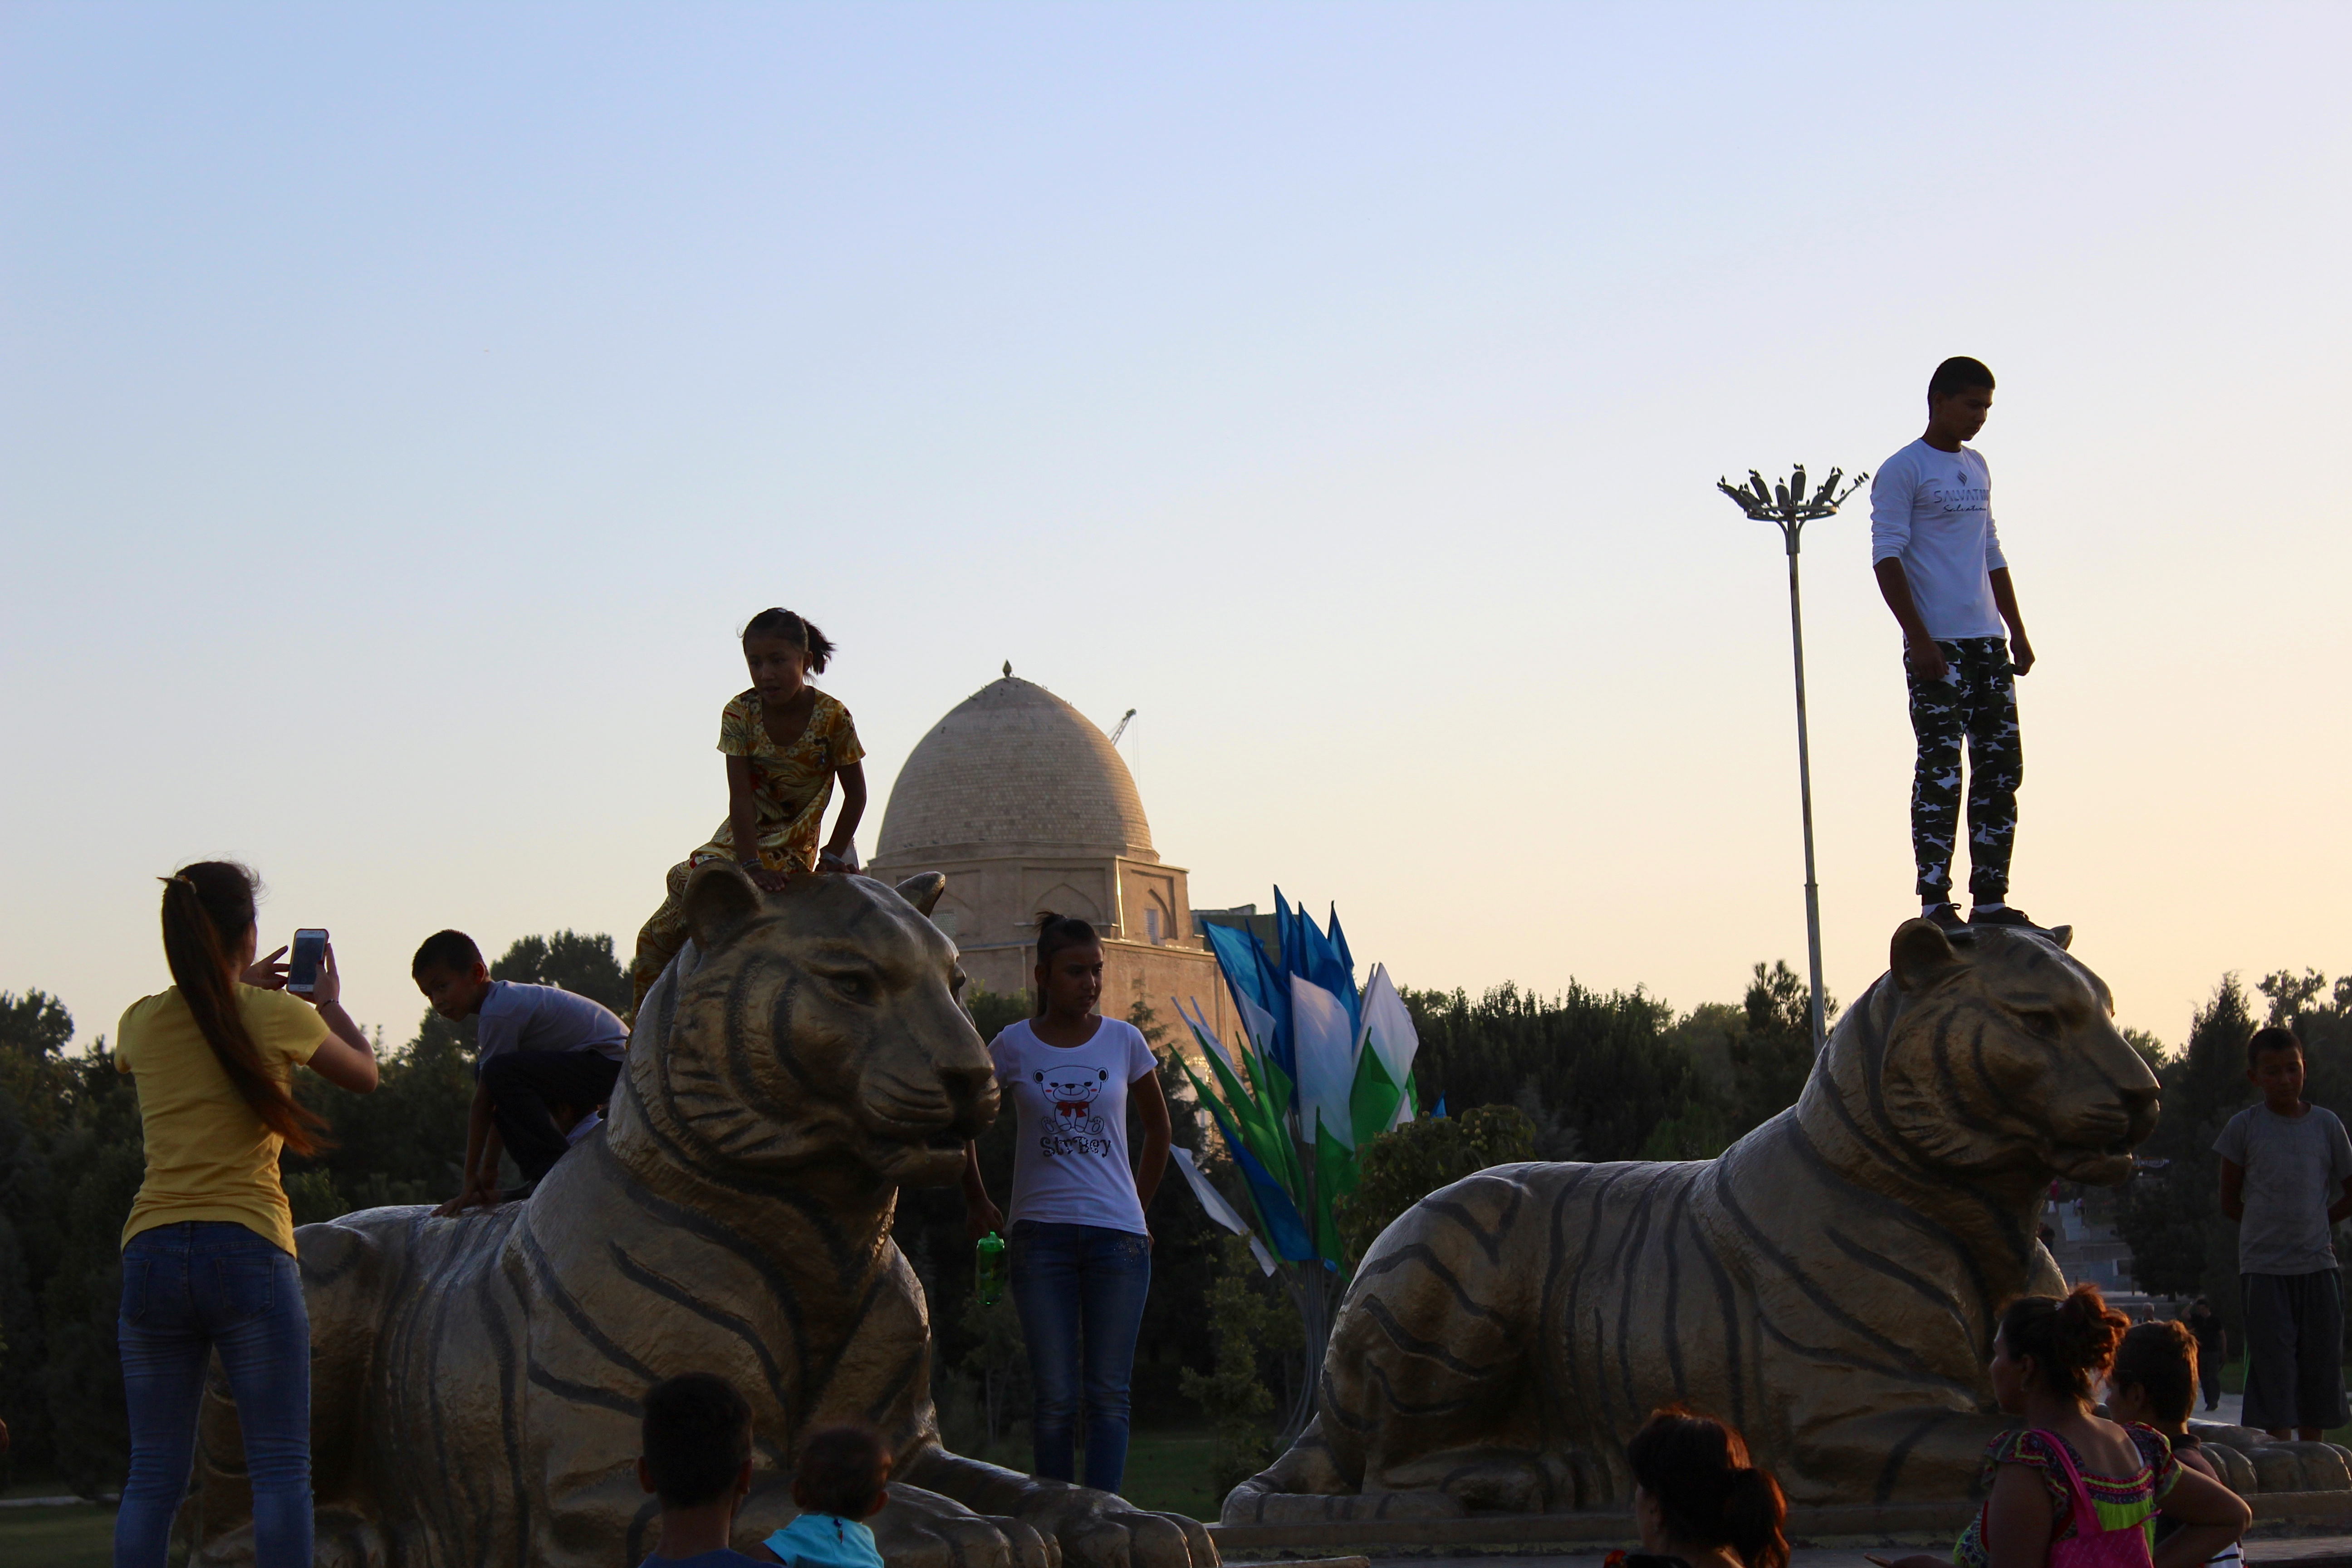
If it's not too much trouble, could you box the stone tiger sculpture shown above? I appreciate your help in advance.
[1226,919,2162,1522]
[188,865,1215,1568]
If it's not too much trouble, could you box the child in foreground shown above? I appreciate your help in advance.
[637,1373,768,1567]
[2108,1320,2244,1568]
[760,1424,888,1568]
[633,1374,887,1568]
[1872,1284,2247,1568]
[1614,1405,1788,1568]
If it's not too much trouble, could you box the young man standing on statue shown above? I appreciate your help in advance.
[1871,355,2039,933]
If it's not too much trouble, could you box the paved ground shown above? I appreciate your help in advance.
[1337,1543,2352,1568]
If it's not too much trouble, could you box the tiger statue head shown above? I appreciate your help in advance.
[613,862,997,1192]
[1810,919,2160,1191]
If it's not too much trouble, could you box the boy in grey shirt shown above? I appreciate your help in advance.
[411,928,629,1213]
[2216,1025,2352,1438]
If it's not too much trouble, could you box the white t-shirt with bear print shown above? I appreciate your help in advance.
[988,1017,1157,1234]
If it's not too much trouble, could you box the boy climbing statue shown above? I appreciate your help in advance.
[1872,356,2038,933]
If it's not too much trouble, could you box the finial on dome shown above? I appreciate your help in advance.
[1003,661,1012,678]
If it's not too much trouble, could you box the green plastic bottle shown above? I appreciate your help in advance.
[975,1230,1008,1307]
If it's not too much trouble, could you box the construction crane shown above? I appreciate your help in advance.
[1107,708,1136,745]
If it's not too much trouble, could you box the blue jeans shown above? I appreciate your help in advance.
[1008,1220,1151,1494]
[115,1221,313,1568]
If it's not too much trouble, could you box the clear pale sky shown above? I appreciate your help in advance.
[5,2,2347,1055]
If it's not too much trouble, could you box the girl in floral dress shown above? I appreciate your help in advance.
[626,608,866,1015]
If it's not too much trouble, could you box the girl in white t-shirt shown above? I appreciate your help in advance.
[961,914,1170,1494]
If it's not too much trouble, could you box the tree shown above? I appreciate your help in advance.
[2118,976,2264,1326]
[1332,1103,1536,1263]
[1730,960,1837,1139]
[1178,1235,1303,1498]
[0,991,73,1059]
[491,931,634,1014]
[1403,982,1697,1162]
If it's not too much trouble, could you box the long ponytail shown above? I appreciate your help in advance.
[159,862,329,1156]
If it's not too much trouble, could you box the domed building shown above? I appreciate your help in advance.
[870,671,1230,1041]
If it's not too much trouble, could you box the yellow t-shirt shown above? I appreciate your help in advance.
[116,985,329,1255]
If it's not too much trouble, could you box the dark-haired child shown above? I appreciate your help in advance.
[2216,1024,2352,1438]
[637,1373,768,1567]
[1871,355,2040,933]
[759,1425,889,1568]
[1620,1405,1788,1568]
[2108,1321,2244,1568]
[415,929,627,1215]
[627,608,867,1015]
[1872,1285,2246,1568]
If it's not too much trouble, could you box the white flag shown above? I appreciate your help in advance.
[1361,965,1420,1131]
[1290,973,1359,1151]
[1170,1147,1276,1274]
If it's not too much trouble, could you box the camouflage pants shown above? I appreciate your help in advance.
[1905,636,2021,903]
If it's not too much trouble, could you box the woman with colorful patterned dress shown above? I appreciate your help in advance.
[1875,1285,2247,1568]
[627,608,867,1015]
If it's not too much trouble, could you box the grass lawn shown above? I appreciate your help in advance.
[1118,1428,1220,1519]
[0,1427,1225,1564]
[0,1502,119,1567]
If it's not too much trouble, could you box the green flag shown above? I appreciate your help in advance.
[1348,1038,1406,1150]
[1312,1109,1357,1265]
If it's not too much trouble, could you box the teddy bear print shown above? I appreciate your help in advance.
[1034,1064,1112,1156]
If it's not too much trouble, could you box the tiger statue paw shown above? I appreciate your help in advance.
[897,1445,1215,1568]
[1233,920,2166,1518]
[869,1483,1056,1568]
[186,865,1218,1568]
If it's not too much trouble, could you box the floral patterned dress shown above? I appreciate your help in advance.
[1952,1426,2177,1568]
[627,688,865,1011]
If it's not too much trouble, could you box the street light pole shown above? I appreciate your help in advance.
[1716,465,1867,1056]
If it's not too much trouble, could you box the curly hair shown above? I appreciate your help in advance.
[1999,1283,2131,1402]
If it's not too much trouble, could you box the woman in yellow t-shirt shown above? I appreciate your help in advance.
[113,862,380,1568]
[625,608,868,1014]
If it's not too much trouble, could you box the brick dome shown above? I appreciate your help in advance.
[877,676,1156,862]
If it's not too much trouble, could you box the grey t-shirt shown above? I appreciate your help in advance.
[475,980,628,1067]
[2214,1102,2352,1275]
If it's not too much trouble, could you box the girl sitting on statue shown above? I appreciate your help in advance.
[626,608,867,1017]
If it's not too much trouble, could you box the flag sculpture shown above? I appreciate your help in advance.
[1166,890,1422,1435]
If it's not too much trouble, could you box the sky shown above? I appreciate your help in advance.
[4,1,2348,1056]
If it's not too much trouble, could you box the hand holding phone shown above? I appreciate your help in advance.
[288,930,329,996]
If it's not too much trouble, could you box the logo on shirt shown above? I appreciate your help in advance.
[1034,1065,1112,1157]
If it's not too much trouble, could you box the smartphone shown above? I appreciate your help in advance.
[288,929,329,995]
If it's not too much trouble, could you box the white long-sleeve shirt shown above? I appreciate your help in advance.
[1869,438,2008,640]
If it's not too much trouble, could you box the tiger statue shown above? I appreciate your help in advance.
[187,864,1216,1568]
[1226,919,2164,1522]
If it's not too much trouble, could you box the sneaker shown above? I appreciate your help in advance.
[1922,903,1967,934]
[1969,905,2041,929]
